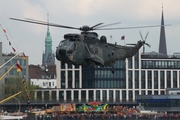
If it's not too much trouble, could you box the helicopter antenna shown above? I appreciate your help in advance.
[139,31,149,54]
[110,35,113,42]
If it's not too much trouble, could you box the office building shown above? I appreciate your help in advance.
[0,42,29,99]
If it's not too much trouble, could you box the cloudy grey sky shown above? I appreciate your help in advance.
[0,0,180,65]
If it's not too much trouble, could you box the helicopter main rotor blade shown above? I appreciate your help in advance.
[10,18,80,30]
[91,23,104,29]
[95,22,121,29]
[25,18,49,23]
[94,24,171,30]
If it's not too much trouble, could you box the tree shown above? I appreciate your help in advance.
[0,75,41,102]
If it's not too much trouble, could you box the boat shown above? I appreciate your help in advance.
[0,115,24,120]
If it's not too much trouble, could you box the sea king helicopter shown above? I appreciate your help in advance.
[10,18,168,73]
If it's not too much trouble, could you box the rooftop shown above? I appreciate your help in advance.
[29,64,56,79]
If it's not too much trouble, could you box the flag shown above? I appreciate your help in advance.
[121,35,125,40]
[12,47,16,52]
[16,62,22,72]
[3,29,6,33]
[23,52,27,60]
[26,93,29,99]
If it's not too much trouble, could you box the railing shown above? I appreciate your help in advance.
[0,99,137,105]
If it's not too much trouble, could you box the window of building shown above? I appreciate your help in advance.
[68,71,72,80]
[68,64,72,69]
[173,79,177,88]
[135,91,139,96]
[154,80,158,89]
[61,71,65,80]
[154,71,158,79]
[116,90,120,100]
[81,90,86,101]
[141,90,145,95]
[167,71,171,80]
[22,69,26,75]
[167,80,171,88]
[160,71,164,80]
[154,91,158,95]
[160,91,165,95]
[61,81,65,89]
[75,80,79,88]
[135,60,139,69]
[135,71,139,79]
[109,90,113,101]
[128,80,132,89]
[128,59,132,69]
[148,91,152,95]
[160,80,164,89]
[173,71,177,79]
[141,71,145,79]
[120,80,126,89]
[148,80,152,89]
[4,68,8,74]
[96,90,100,101]
[128,71,132,79]
[141,80,145,89]
[5,59,10,66]
[129,91,133,100]
[102,90,107,99]
[148,71,152,79]
[23,60,26,66]
[178,61,180,68]
[122,90,126,101]
[135,80,139,89]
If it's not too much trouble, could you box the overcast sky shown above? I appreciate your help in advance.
[0,0,180,65]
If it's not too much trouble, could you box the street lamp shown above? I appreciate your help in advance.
[14,97,20,114]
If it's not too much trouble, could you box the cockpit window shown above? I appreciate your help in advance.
[59,40,65,46]
[59,40,77,50]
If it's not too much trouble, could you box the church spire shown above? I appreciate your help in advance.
[42,14,55,66]
[159,4,167,55]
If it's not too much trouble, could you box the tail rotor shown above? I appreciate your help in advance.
[139,31,150,54]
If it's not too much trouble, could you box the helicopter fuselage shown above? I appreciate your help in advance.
[56,32,145,67]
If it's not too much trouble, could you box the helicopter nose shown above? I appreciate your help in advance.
[56,48,67,61]
[59,49,66,56]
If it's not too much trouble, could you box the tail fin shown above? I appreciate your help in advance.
[132,40,150,55]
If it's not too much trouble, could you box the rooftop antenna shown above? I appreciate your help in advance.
[139,31,149,54]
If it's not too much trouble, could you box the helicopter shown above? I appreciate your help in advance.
[10,18,168,73]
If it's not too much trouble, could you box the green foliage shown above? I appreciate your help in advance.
[1,75,41,101]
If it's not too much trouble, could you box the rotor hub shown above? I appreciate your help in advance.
[80,25,92,32]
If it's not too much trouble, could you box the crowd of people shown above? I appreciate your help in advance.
[34,106,180,120]
[36,112,180,120]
